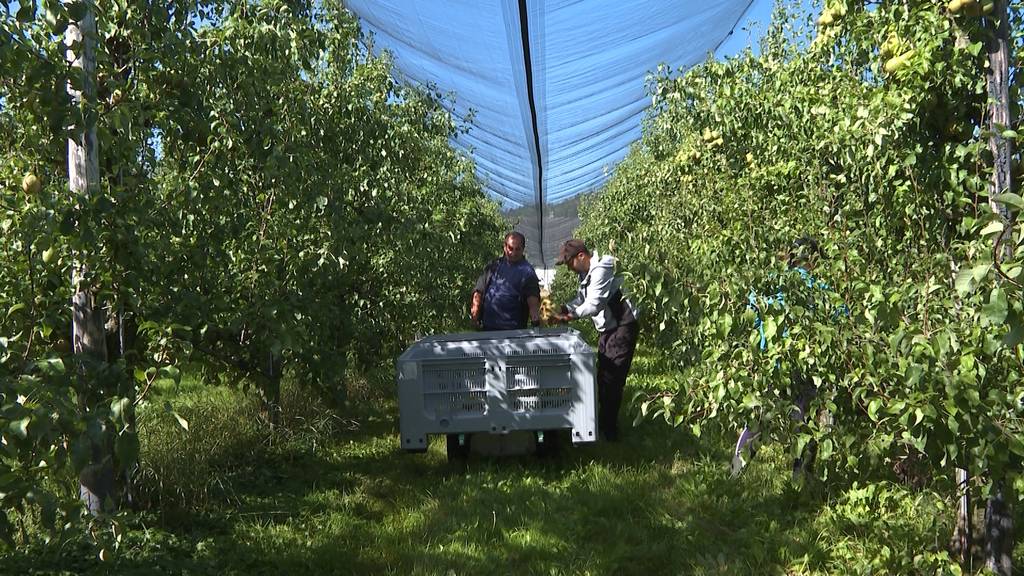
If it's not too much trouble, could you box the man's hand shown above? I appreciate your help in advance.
[470,292,482,322]
[551,312,572,324]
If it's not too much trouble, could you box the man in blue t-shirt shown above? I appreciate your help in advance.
[470,232,541,330]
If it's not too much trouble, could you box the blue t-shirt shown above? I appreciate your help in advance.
[482,259,538,330]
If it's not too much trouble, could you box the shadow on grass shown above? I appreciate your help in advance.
[188,409,835,575]
[4,352,839,576]
[7,405,838,576]
[4,355,1002,574]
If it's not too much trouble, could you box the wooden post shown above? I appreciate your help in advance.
[953,465,972,566]
[984,1,1014,574]
[986,0,1013,219]
[66,0,112,514]
[262,351,282,428]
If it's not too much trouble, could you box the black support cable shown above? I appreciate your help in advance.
[516,0,547,268]
[711,0,757,56]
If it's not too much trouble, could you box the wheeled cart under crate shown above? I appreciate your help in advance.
[396,327,597,458]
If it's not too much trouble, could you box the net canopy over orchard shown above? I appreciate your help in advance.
[344,0,759,267]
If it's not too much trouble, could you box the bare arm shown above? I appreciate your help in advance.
[527,295,540,324]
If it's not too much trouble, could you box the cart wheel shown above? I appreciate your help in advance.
[535,429,563,458]
[446,433,471,462]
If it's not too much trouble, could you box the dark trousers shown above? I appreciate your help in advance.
[597,321,639,440]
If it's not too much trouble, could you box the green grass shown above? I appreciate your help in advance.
[0,356,1003,575]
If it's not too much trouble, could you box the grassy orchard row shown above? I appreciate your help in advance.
[580,0,1021,513]
[0,0,505,549]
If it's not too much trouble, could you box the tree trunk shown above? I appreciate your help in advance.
[984,2,1014,574]
[261,351,283,428]
[952,465,973,566]
[987,0,1014,220]
[986,481,1013,576]
[66,2,112,515]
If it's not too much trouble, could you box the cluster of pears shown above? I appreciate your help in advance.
[19,174,57,264]
[675,146,701,164]
[816,2,846,27]
[701,128,724,148]
[947,0,995,16]
[880,34,915,75]
[539,289,555,324]
[672,128,726,166]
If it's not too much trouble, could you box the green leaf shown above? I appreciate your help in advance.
[8,418,30,439]
[115,431,140,469]
[16,1,37,22]
[163,401,189,430]
[110,397,130,425]
[1008,436,1024,458]
[762,318,778,343]
[1003,309,1024,347]
[65,0,88,21]
[993,192,1024,211]
[981,287,1008,327]
[690,422,701,438]
[38,493,56,529]
[955,268,975,296]
[979,220,1004,237]
[5,304,25,319]
[0,510,14,547]
[973,263,993,282]
[173,413,189,431]
[867,398,882,422]
[160,365,182,384]
[818,438,833,461]
[35,358,65,375]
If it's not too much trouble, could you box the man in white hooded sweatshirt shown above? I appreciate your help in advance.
[552,239,640,442]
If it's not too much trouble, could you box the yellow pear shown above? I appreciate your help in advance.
[880,34,901,59]
[884,50,915,74]
[21,173,41,195]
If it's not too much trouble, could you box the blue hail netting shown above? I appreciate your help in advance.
[345,0,757,268]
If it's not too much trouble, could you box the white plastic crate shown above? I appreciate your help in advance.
[397,327,597,452]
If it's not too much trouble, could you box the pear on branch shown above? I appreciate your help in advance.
[21,173,41,195]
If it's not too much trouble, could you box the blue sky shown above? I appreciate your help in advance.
[716,0,776,58]
[715,0,817,59]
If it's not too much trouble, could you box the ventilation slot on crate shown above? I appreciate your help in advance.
[422,361,487,416]
[428,390,487,415]
[510,387,572,412]
[505,347,560,356]
[506,358,572,413]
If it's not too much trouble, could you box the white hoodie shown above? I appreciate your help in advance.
[566,252,639,332]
